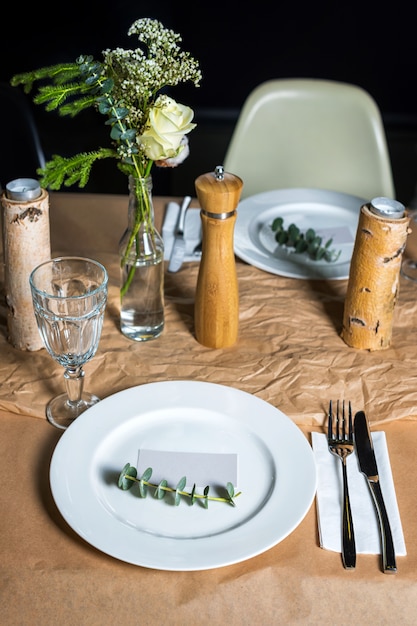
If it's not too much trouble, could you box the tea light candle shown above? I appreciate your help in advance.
[5,178,41,201]
[370,197,405,219]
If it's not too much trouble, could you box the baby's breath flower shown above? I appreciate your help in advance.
[96,19,201,177]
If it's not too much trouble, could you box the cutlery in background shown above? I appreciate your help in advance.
[354,410,397,574]
[168,195,192,272]
[193,240,202,258]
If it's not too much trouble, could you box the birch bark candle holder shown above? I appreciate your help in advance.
[1,178,51,350]
[341,198,410,351]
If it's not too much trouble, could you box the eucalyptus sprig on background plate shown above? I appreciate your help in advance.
[118,463,241,508]
[271,217,341,262]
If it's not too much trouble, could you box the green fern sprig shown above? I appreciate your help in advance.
[39,149,117,189]
[13,56,141,188]
[33,82,96,114]
[11,63,81,93]
[20,57,107,117]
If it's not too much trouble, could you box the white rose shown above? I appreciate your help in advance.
[139,95,196,162]
[155,135,190,168]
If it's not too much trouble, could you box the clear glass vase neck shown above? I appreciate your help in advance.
[127,175,155,232]
[121,175,163,266]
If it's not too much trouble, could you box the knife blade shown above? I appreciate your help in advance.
[354,411,397,574]
[168,195,192,272]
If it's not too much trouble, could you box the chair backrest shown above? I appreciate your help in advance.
[223,78,395,200]
[0,82,46,191]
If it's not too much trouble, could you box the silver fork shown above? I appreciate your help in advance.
[328,399,356,569]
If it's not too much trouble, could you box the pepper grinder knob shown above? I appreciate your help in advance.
[194,166,243,348]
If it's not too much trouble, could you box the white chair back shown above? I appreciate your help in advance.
[223,78,395,200]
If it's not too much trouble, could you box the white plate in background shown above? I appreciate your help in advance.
[234,188,365,279]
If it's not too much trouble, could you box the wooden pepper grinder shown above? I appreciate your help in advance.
[194,166,243,348]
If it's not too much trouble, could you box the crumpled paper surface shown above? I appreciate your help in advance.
[1,192,417,425]
[2,193,417,626]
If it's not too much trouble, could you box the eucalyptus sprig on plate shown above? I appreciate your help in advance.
[271,217,341,262]
[118,463,241,508]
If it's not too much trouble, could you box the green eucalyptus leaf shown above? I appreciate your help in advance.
[110,126,122,140]
[99,78,114,93]
[288,223,300,237]
[85,75,100,87]
[271,217,284,231]
[305,228,316,241]
[141,467,153,481]
[98,101,111,114]
[113,106,129,120]
[118,463,137,490]
[276,230,288,245]
[120,129,137,142]
[295,239,308,253]
[307,240,319,253]
[85,61,101,73]
[77,54,93,64]
[203,485,209,509]
[190,484,196,505]
[110,126,122,141]
[226,482,236,507]
[155,479,168,499]
[138,467,153,497]
[175,476,187,505]
[286,225,300,246]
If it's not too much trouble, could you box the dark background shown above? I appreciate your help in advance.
[2,1,417,205]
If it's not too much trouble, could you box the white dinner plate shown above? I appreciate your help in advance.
[50,381,317,571]
[234,188,366,279]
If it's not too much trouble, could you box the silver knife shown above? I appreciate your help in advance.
[168,195,192,272]
[354,411,397,574]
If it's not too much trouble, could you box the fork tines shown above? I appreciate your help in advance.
[328,399,353,441]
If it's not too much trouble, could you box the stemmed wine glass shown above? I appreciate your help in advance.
[29,256,108,430]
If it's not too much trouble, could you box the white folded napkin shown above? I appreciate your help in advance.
[162,201,202,262]
[312,431,406,555]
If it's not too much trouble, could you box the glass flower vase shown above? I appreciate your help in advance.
[119,175,164,341]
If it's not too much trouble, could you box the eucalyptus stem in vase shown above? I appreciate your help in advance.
[11,18,202,341]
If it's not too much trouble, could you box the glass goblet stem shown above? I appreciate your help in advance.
[64,366,85,405]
